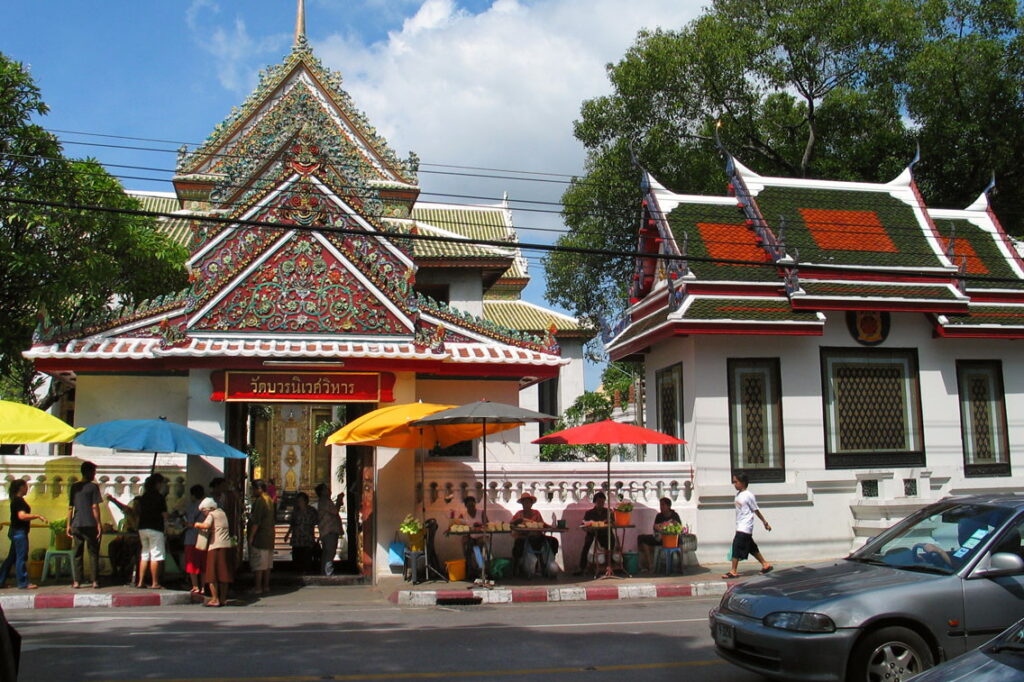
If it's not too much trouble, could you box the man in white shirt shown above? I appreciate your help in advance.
[723,473,773,579]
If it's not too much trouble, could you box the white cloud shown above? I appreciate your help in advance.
[314,0,705,211]
[187,0,288,92]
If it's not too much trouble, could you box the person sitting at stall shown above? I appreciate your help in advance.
[105,493,142,585]
[450,496,488,581]
[575,492,616,576]
[637,497,682,572]
[510,493,557,577]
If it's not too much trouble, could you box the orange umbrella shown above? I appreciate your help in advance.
[324,402,520,449]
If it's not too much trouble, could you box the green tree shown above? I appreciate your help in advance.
[546,0,1022,324]
[0,53,188,403]
[904,0,1024,223]
[539,362,641,462]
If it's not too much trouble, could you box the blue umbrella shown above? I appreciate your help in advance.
[77,417,246,473]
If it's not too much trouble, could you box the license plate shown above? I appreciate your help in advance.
[715,621,735,649]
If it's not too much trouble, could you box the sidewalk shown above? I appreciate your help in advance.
[0,562,811,610]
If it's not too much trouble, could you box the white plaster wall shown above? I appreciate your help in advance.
[373,372,417,581]
[186,369,229,488]
[441,271,484,317]
[642,311,1024,565]
[416,379,528,463]
[557,338,587,410]
[72,374,189,469]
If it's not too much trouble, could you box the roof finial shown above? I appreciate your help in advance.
[295,0,307,47]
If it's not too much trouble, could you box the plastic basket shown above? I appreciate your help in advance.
[446,559,467,581]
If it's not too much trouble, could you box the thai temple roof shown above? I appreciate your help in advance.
[30,4,591,375]
[607,153,1024,358]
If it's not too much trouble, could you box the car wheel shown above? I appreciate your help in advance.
[847,626,934,682]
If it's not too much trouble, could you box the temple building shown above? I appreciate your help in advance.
[16,6,590,579]
[607,149,1024,562]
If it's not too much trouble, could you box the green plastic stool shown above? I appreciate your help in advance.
[622,551,640,575]
[489,558,511,578]
[41,549,73,582]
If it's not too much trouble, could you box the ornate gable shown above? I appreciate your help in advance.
[177,45,417,194]
[188,230,414,336]
[27,14,571,374]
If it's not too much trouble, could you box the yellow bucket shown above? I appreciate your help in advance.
[405,530,425,552]
[446,559,467,581]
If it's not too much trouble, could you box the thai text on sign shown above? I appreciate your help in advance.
[211,371,393,402]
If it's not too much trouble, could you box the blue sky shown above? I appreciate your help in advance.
[1,0,706,388]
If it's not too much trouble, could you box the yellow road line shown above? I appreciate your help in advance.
[110,658,724,682]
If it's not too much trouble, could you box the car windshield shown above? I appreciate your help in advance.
[850,503,1015,575]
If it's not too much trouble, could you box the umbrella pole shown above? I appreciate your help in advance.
[482,417,487,520]
[482,418,491,585]
[605,444,614,578]
[151,451,158,476]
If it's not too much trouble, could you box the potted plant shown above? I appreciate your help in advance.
[659,521,683,547]
[29,547,46,580]
[49,518,71,550]
[399,514,425,552]
[613,499,634,527]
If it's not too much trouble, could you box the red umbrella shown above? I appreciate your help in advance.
[533,420,686,578]
[532,419,687,447]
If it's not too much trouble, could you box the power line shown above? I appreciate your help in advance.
[44,127,582,179]
[5,193,1024,287]
[6,149,1020,260]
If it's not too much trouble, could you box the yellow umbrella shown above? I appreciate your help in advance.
[0,399,84,444]
[325,402,520,448]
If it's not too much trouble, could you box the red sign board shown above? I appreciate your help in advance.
[210,371,394,403]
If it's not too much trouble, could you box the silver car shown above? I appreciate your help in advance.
[908,616,1024,681]
[709,494,1024,682]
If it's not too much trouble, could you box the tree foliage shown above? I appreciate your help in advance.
[539,362,641,462]
[545,0,1024,324]
[0,53,188,403]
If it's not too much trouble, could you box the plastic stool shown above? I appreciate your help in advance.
[41,549,74,582]
[654,546,683,574]
[403,550,426,583]
[522,544,547,578]
[489,558,511,578]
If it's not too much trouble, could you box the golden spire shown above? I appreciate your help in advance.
[294,0,307,47]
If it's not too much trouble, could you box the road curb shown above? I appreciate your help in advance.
[395,580,730,606]
[0,590,194,610]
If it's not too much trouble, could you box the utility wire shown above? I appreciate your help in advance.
[5,194,1024,286]
[5,150,1019,261]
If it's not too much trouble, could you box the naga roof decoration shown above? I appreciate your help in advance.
[609,157,1024,360]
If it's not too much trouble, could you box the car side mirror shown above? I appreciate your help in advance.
[974,552,1024,578]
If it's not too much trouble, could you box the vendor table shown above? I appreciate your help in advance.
[580,524,634,579]
[448,526,569,582]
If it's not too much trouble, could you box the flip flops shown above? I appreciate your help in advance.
[760,565,774,574]
[721,572,740,579]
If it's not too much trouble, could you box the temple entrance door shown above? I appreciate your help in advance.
[252,403,335,497]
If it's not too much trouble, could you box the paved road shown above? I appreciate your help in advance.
[9,594,767,681]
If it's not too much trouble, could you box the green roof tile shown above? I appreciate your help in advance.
[797,281,961,301]
[129,192,192,247]
[484,301,591,336]
[753,186,944,269]
[665,202,780,282]
[683,297,821,323]
[943,305,1024,327]
[929,216,1024,291]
